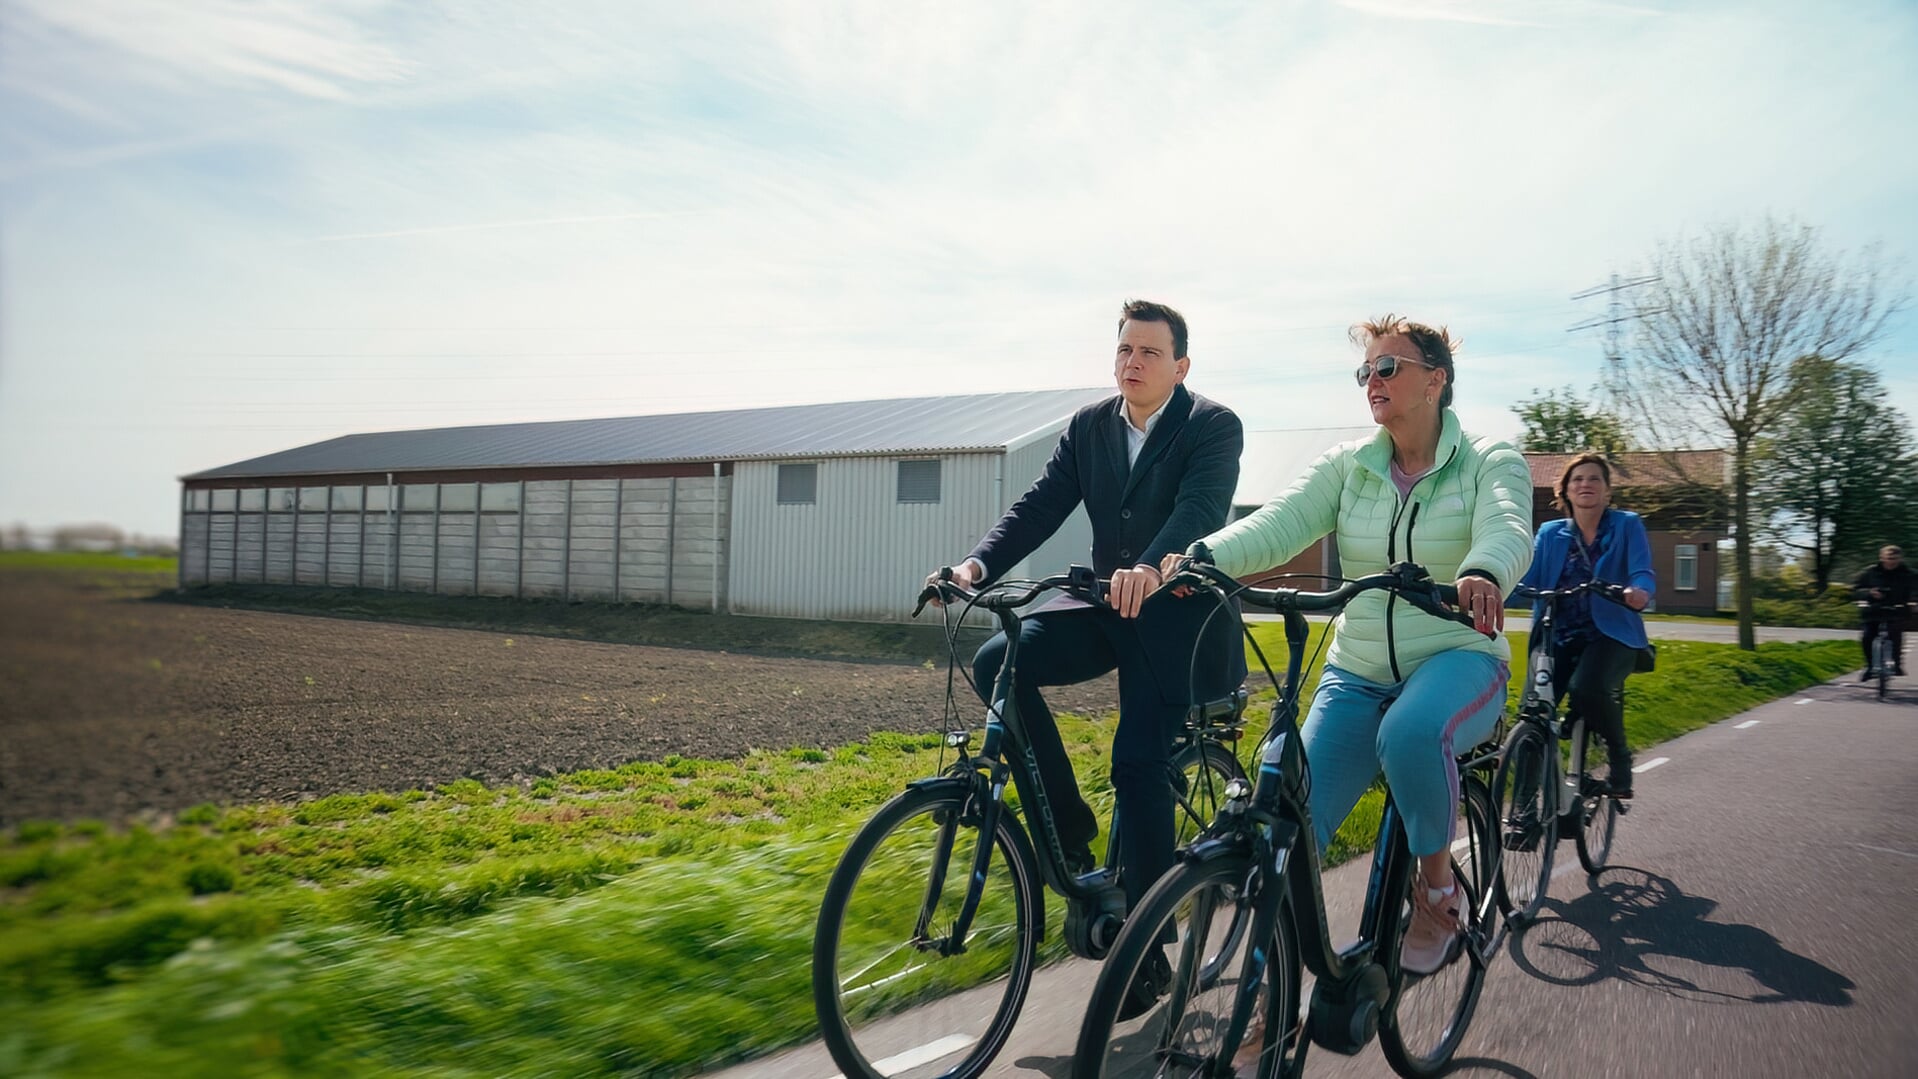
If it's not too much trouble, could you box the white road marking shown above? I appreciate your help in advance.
[1632,757,1670,774]
[826,1034,976,1078]
[1852,843,1918,861]
[1735,719,1761,729]
[1795,698,1813,704]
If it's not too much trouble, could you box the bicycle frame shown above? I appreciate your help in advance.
[1172,563,1489,1060]
[1512,579,1635,817]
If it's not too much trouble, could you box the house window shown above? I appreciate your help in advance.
[777,463,818,505]
[1674,544,1698,591]
[897,460,941,504]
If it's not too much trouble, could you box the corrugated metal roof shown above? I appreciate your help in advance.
[183,387,1115,481]
[1234,426,1376,506]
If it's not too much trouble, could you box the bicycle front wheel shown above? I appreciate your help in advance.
[1171,740,1246,850]
[1378,779,1494,1078]
[1073,852,1300,1079]
[813,782,1043,1079]
[1876,636,1892,699]
[1491,723,1555,923]
[1572,728,1621,875]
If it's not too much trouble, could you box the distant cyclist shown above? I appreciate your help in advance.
[1852,544,1914,679]
[1513,453,1654,798]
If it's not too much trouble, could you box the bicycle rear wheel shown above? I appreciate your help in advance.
[1378,780,1494,1078]
[1171,741,1246,851]
[1490,723,1555,923]
[1073,852,1300,1079]
[1572,728,1620,875]
[814,782,1043,1079]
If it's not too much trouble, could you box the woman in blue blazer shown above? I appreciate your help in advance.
[1515,453,1656,796]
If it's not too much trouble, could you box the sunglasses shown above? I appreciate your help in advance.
[1355,354,1432,386]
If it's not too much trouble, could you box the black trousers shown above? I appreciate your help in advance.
[1861,619,1906,671]
[1550,634,1639,774]
[970,595,1239,910]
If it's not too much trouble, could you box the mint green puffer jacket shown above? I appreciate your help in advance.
[1201,409,1533,684]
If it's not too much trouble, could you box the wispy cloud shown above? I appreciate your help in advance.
[304,211,701,243]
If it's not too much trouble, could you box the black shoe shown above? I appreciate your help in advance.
[1897,667,1908,677]
[1861,670,1874,682]
[1116,947,1172,1021]
[1606,779,1634,799]
[1064,842,1097,877]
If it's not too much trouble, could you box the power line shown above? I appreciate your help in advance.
[1568,273,1659,364]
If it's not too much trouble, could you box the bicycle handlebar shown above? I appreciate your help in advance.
[913,565,1109,618]
[1170,560,1488,636]
[1512,579,1632,606]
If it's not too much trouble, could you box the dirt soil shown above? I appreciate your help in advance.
[0,568,1116,824]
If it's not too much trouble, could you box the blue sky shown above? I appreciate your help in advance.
[3,0,1915,540]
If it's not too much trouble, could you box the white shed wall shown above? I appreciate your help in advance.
[728,454,1004,621]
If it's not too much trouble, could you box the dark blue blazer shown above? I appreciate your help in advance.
[1516,509,1656,650]
[968,383,1247,696]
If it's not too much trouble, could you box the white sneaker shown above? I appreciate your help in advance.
[1400,880,1464,976]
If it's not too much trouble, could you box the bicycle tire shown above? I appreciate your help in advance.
[1491,723,1555,923]
[1876,636,1892,700]
[814,782,1043,1079]
[1072,850,1301,1079]
[1377,780,1493,1078]
[1171,741,1247,851]
[1572,728,1620,875]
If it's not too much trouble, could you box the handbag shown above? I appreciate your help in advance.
[1634,643,1657,673]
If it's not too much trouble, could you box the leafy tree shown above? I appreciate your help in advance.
[1512,387,1633,455]
[1754,356,1914,592]
[1605,215,1904,649]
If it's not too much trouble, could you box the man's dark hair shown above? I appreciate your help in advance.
[1119,299,1189,360]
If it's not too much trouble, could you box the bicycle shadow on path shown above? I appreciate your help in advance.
[1507,865,1854,1007]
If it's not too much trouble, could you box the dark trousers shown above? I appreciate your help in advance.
[1861,620,1906,671]
[1550,634,1639,774]
[971,601,1195,910]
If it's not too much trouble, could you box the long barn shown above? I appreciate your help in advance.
[177,388,1110,623]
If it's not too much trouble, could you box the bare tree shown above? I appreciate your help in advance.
[1606,216,1905,649]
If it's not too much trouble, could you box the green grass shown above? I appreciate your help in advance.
[1,618,1861,1077]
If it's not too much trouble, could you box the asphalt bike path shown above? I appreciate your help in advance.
[708,669,1914,1078]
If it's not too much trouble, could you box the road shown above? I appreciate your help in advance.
[709,671,1915,1078]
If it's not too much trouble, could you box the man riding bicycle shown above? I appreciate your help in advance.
[928,299,1246,925]
[1853,544,1914,679]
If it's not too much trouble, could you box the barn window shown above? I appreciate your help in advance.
[402,484,438,511]
[1674,544,1698,591]
[210,489,237,512]
[364,485,391,512]
[331,486,363,511]
[185,489,210,512]
[297,487,328,512]
[239,488,266,512]
[897,460,941,504]
[439,483,478,512]
[269,488,296,512]
[777,463,818,505]
[480,483,520,512]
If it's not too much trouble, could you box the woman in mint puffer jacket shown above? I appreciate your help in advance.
[1165,315,1533,977]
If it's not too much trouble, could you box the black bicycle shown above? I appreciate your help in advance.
[1072,562,1503,1079]
[811,566,1251,1079]
[1855,599,1912,700]
[1494,579,1637,921]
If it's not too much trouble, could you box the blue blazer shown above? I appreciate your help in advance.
[968,383,1248,694]
[1515,509,1655,650]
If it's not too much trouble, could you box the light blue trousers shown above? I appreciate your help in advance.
[1301,650,1509,858]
